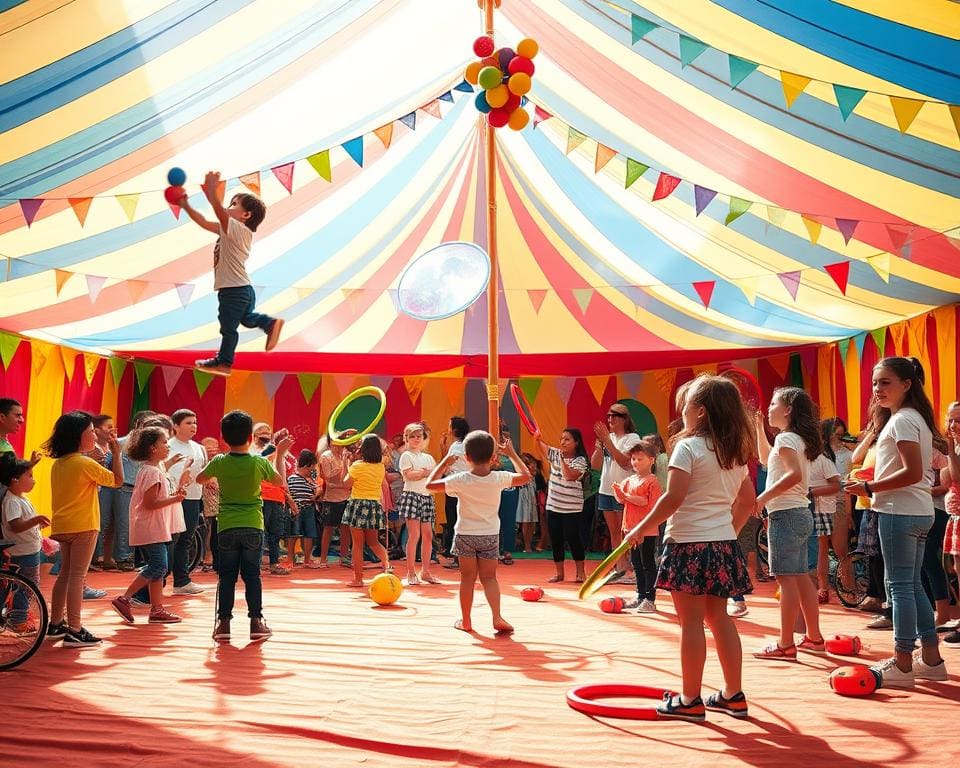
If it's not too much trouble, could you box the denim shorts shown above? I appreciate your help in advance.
[596,493,623,513]
[140,541,169,581]
[767,507,814,575]
[451,533,500,560]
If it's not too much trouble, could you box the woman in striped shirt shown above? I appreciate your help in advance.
[535,428,589,583]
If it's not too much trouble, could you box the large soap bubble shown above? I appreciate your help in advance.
[397,242,490,321]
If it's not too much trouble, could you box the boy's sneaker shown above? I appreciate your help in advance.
[636,599,657,613]
[10,620,39,635]
[46,621,68,641]
[657,693,706,722]
[83,586,107,600]
[213,618,231,642]
[148,607,182,624]
[727,600,749,618]
[871,657,914,688]
[943,630,960,645]
[250,618,272,641]
[265,318,285,352]
[111,596,135,624]
[912,653,949,682]
[867,615,893,630]
[173,581,205,595]
[622,598,641,610]
[195,358,232,376]
[62,627,103,648]
[704,691,749,719]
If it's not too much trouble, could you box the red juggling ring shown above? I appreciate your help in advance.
[566,684,671,720]
[510,382,540,436]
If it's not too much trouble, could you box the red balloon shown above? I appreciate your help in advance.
[487,108,510,128]
[480,56,499,70]
[520,587,544,602]
[508,56,535,76]
[504,93,522,112]
[473,35,495,57]
[164,185,185,205]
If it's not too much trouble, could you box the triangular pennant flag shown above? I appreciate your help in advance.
[766,206,787,228]
[453,80,474,93]
[239,172,261,196]
[296,373,321,403]
[694,185,717,216]
[68,197,93,227]
[798,349,817,377]
[18,199,43,227]
[216,180,226,203]
[439,90,455,103]
[835,218,859,244]
[168,202,182,220]
[107,357,127,387]
[519,377,543,405]
[271,163,295,195]
[403,376,423,404]
[728,55,759,88]
[307,150,332,182]
[824,261,851,295]
[115,193,139,223]
[950,105,960,142]
[768,354,791,381]
[82,353,100,386]
[838,338,851,362]
[692,280,715,309]
[342,137,364,167]
[60,347,77,382]
[777,270,802,300]
[55,269,73,295]
[889,96,924,133]
[126,279,149,304]
[866,253,891,282]
[780,72,811,108]
[420,100,441,119]
[527,289,547,314]
[869,328,886,352]
[630,14,657,44]
[386,288,400,312]
[261,372,286,399]
[725,197,752,225]
[595,143,618,174]
[533,106,552,128]
[441,378,461,406]
[193,369,214,397]
[801,215,822,244]
[652,369,676,395]
[572,287,594,314]
[624,158,649,189]
[0,333,21,370]
[332,374,354,399]
[833,84,867,121]
[678,35,708,68]
[373,123,394,149]
[161,365,184,395]
[621,372,643,397]
[586,375,609,405]
[175,283,195,308]
[732,276,759,306]
[652,172,681,201]
[886,224,914,253]
[554,377,576,405]
[566,127,587,155]
[86,275,107,304]
[133,362,154,393]
[889,322,907,353]
[295,285,313,301]
[399,112,416,131]
[853,332,868,360]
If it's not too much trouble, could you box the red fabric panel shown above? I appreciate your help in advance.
[927,313,940,410]
[564,378,602,448]
[62,358,107,415]
[385,378,422,439]
[149,372,226,443]
[0,338,32,455]
[272,374,322,456]
[833,346,848,426]
[860,335,879,419]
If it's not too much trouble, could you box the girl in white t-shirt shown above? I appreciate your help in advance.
[397,423,438,586]
[629,375,755,722]
[754,387,825,660]
[844,357,948,688]
[809,443,841,603]
[110,427,188,625]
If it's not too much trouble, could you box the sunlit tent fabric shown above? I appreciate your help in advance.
[0,0,957,376]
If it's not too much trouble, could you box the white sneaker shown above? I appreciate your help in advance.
[727,600,749,618]
[173,582,205,595]
[913,653,949,682]
[872,657,915,688]
[867,614,893,630]
[622,598,641,610]
[636,599,656,614]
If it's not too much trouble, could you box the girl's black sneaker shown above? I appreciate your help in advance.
[657,693,706,722]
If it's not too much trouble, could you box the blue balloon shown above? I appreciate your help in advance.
[474,91,492,114]
[167,167,187,186]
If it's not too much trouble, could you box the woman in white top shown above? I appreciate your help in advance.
[845,357,948,687]
[754,387,825,660]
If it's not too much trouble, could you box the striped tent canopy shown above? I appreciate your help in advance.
[1,0,958,376]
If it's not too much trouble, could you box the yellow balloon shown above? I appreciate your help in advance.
[516,38,539,59]
[508,72,531,96]
[508,108,530,131]
[465,61,482,85]
[486,84,509,108]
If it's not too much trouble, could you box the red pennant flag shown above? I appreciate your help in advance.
[68,197,93,227]
[168,203,182,220]
[651,173,681,201]
[271,162,295,194]
[692,281,715,309]
[824,261,850,295]
[533,106,552,129]
[19,199,43,227]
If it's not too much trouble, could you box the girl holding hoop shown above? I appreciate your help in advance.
[341,434,390,588]
[397,423,439,585]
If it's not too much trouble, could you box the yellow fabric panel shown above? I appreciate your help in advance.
[933,306,956,418]
[818,345,836,419]
[637,371,671,437]
[100,363,120,425]
[23,340,66,517]
[843,343,861,432]
[223,372,274,428]
[906,315,935,404]
[830,0,960,38]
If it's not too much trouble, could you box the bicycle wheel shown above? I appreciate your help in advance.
[187,527,204,574]
[756,524,769,569]
[0,570,48,671]
[834,552,869,608]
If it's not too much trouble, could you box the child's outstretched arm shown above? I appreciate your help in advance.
[202,171,231,231]
[425,453,457,492]
[181,194,219,234]
[499,436,531,488]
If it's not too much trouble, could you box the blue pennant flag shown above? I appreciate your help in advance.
[341,137,364,167]
[399,112,417,130]
[453,80,474,93]
[439,90,454,103]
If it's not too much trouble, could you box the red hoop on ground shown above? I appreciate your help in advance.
[566,684,669,720]
[720,366,763,411]
[509,383,540,435]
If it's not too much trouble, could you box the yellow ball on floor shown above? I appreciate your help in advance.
[369,573,403,605]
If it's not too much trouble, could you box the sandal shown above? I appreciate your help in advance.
[547,575,564,583]
[420,573,441,584]
[797,635,827,655]
[753,642,797,661]
[817,589,830,604]
[269,565,291,576]
[500,555,514,565]
[346,580,364,588]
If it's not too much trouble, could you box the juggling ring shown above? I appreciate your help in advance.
[566,684,669,720]
[328,386,387,446]
[578,526,637,600]
[509,383,540,435]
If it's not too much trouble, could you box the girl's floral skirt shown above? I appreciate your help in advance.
[656,540,753,598]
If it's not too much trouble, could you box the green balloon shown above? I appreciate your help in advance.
[478,66,503,90]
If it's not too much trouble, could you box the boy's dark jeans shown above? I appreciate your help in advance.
[217,285,274,365]
[217,528,264,619]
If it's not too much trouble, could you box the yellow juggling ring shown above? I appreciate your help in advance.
[328,386,386,446]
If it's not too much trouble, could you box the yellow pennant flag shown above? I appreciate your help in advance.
[866,253,891,282]
[731,275,759,306]
[116,193,140,223]
[307,150,332,182]
[55,269,73,295]
[566,127,587,156]
[889,96,924,133]
[801,215,822,244]
[780,72,811,108]
[585,375,609,404]
[766,206,787,228]
[82,353,100,386]
[60,347,78,382]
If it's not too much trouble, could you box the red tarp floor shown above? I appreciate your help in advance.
[5,561,957,768]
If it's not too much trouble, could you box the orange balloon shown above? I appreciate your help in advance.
[465,61,482,85]
[516,38,539,59]
[486,84,509,108]
[508,108,530,131]
[508,72,531,96]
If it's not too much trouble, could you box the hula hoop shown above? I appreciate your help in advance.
[578,528,637,600]
[566,684,669,720]
[509,383,540,436]
[328,386,387,446]
[720,366,762,411]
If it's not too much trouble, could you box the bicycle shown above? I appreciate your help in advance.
[0,539,49,671]
[833,551,870,608]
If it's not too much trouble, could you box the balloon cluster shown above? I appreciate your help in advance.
[465,35,538,130]
[164,167,187,205]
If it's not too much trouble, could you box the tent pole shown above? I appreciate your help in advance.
[483,0,500,440]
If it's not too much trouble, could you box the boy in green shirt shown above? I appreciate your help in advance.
[198,410,293,642]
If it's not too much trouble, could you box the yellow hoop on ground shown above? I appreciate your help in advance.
[328,386,387,446]
[578,521,643,600]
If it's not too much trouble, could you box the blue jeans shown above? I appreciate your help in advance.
[96,486,132,561]
[140,541,169,581]
[216,285,275,365]
[133,539,175,603]
[262,501,286,565]
[217,528,264,619]
[498,487,519,554]
[878,513,936,654]
[172,499,202,587]
[9,551,41,624]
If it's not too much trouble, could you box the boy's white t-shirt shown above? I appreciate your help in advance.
[443,470,515,536]
[809,453,840,515]
[664,436,747,543]
[874,408,934,517]
[598,432,642,495]
[167,437,207,500]
[399,450,436,495]
[1,493,42,556]
[213,217,253,289]
[764,431,811,513]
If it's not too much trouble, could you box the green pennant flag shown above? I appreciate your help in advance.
[107,357,127,388]
[630,14,657,44]
[625,158,649,189]
[307,150,332,182]
[833,84,867,121]
[678,35,708,68]
[838,338,851,362]
[133,362,155,393]
[724,196,752,225]
[869,328,886,353]
[0,332,21,370]
[297,373,321,403]
[193,369,214,397]
[518,377,543,406]
[728,55,759,88]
